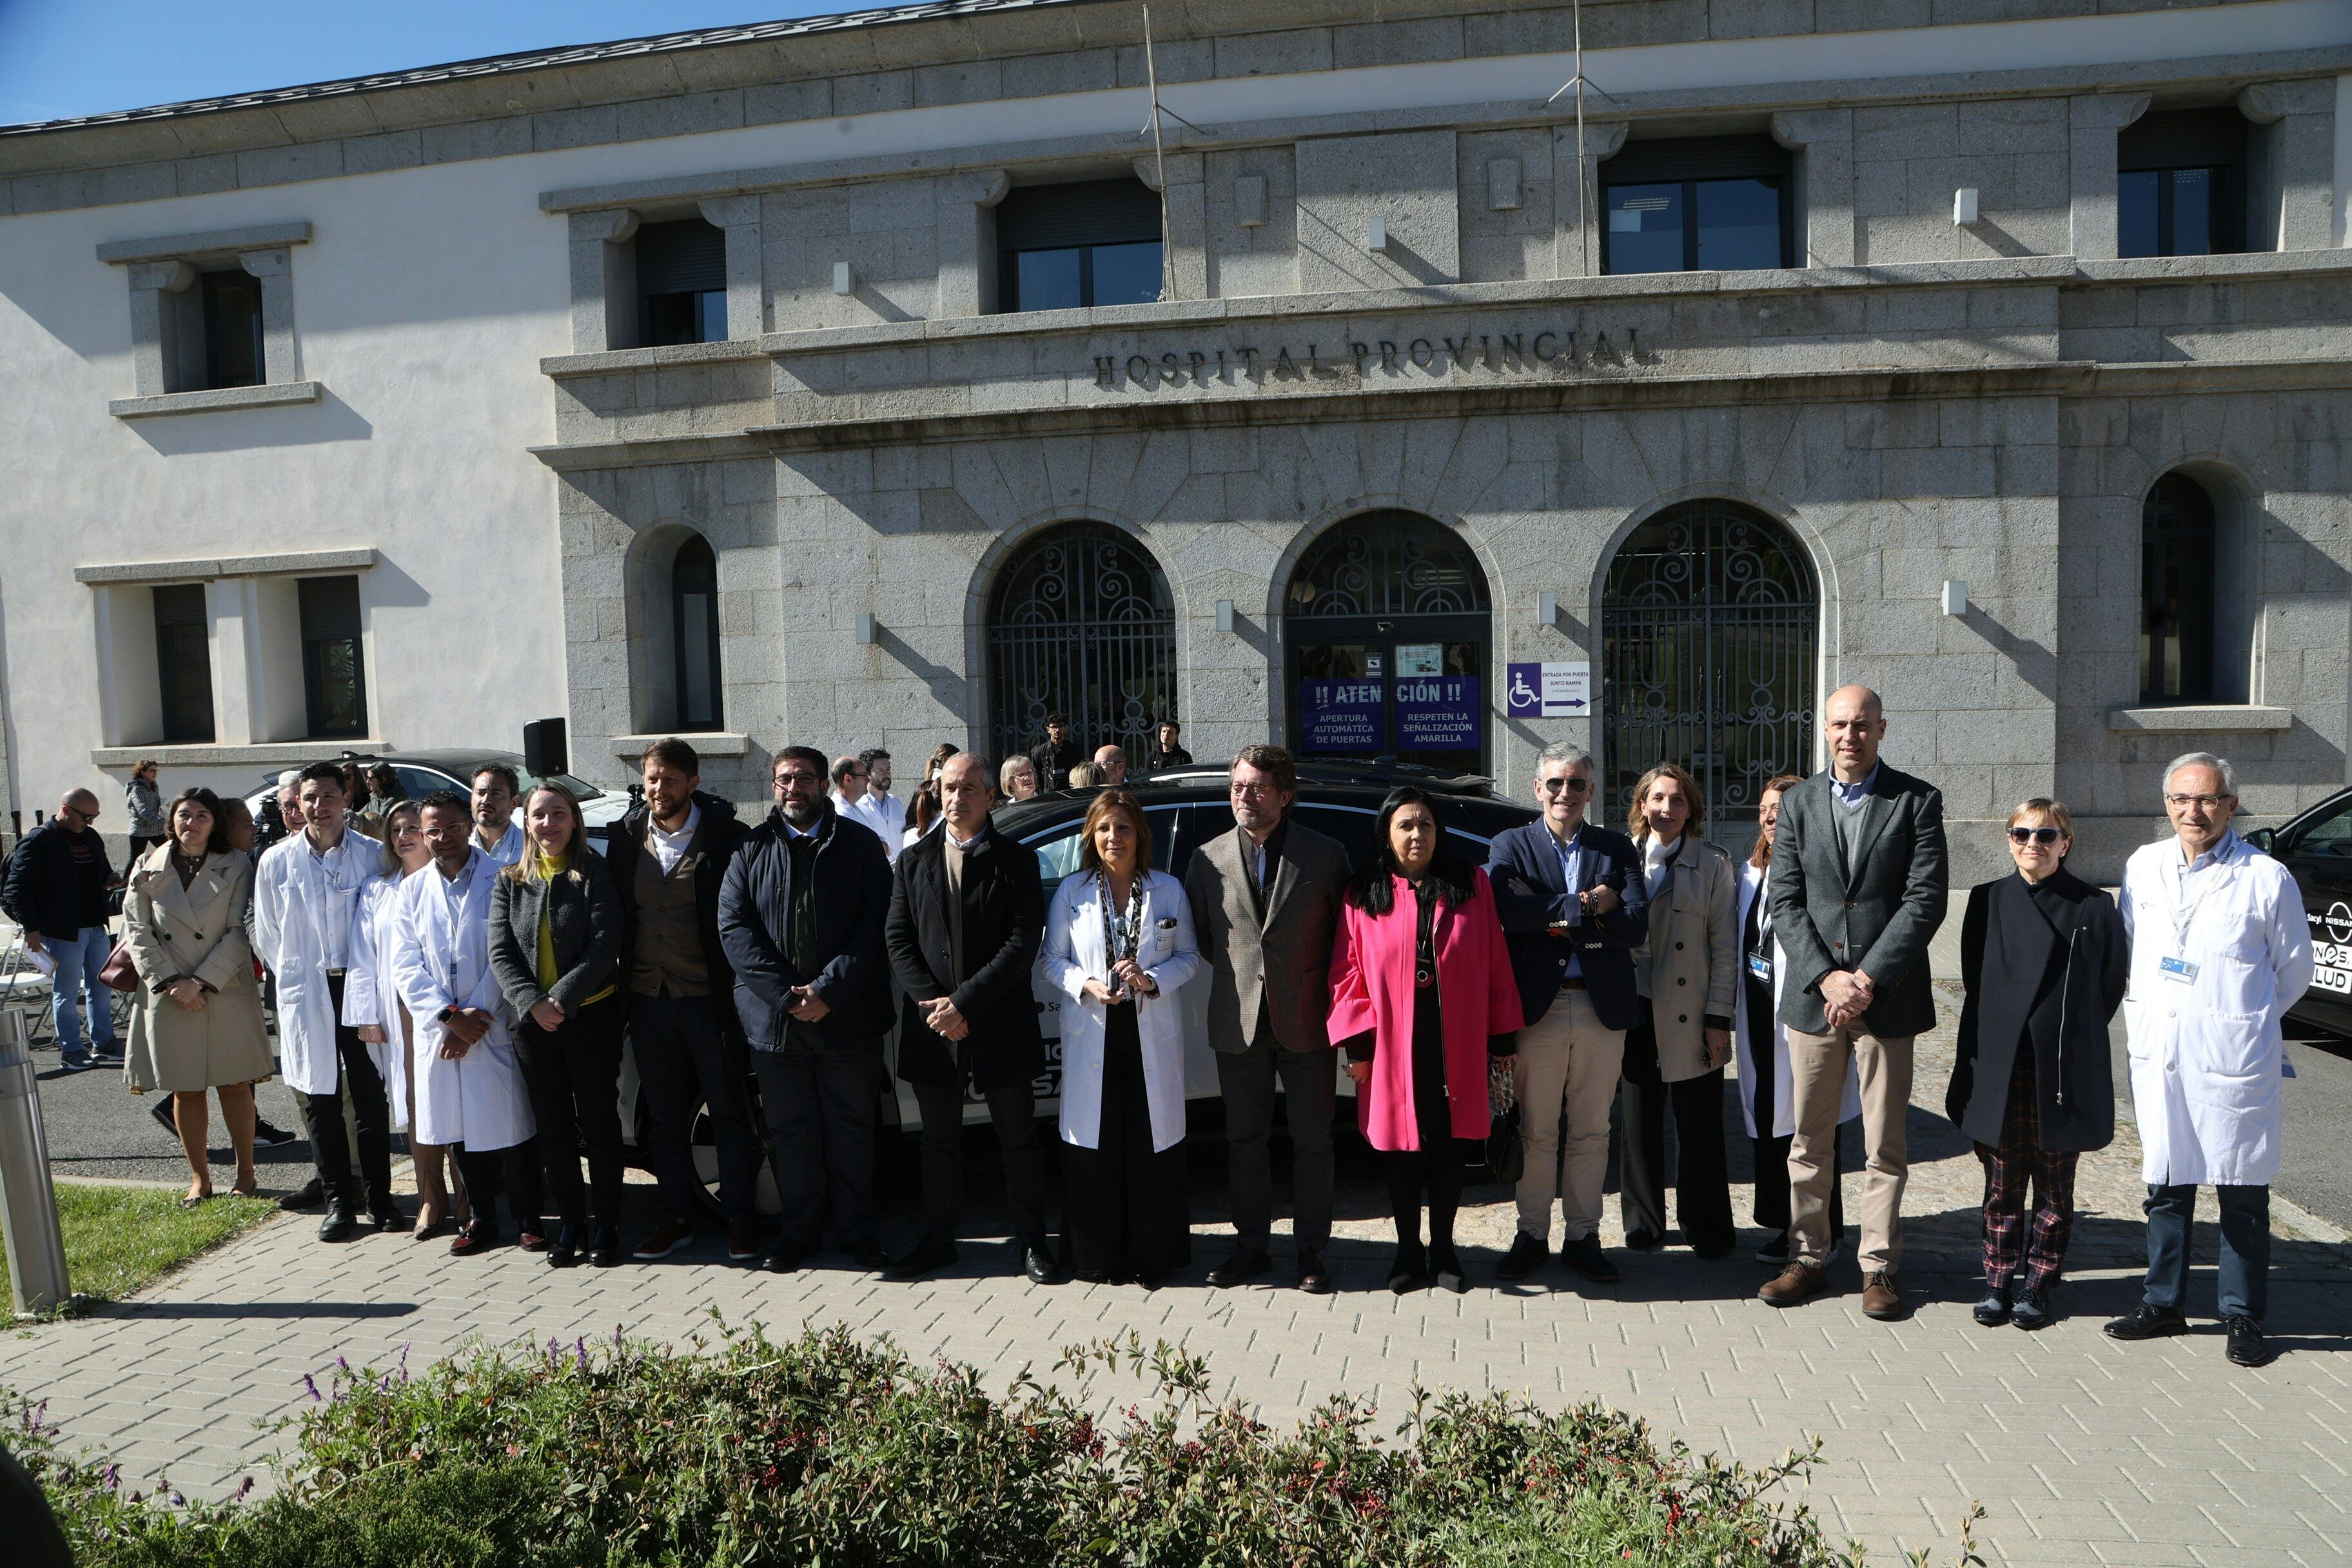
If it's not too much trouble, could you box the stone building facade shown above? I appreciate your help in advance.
[1,0,2347,881]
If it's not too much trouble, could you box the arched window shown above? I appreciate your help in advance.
[671,534,723,732]
[1602,501,1816,834]
[986,523,1175,764]
[2141,473,2219,705]
[1283,511,1492,773]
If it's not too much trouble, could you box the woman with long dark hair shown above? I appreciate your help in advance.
[1328,788,1524,1292]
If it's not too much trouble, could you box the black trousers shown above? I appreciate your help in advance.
[753,1030,883,1251]
[632,992,762,1224]
[454,1142,544,1236]
[912,1072,1050,1251]
[1382,984,1466,1254]
[514,999,625,1231]
[305,972,393,1215]
[1617,1019,1736,1253]
[1215,1014,1336,1257]
[1065,1003,1188,1280]
[1741,975,1845,1241]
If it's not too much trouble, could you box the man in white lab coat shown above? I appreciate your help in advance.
[469,765,525,868]
[250,762,394,1240]
[395,791,540,1256]
[2106,752,2313,1369]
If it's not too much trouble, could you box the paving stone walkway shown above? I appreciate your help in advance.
[6,985,2350,1565]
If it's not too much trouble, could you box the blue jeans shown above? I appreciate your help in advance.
[2144,1182,2269,1322]
[49,926,117,1059]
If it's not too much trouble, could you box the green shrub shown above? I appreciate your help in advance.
[15,1317,1861,1567]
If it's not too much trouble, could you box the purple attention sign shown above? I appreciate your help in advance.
[1299,678,1384,751]
[1396,675,1478,749]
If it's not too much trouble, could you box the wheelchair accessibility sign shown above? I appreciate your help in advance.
[1505,662,1590,718]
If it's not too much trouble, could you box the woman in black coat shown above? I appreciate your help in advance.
[489,784,623,1268]
[1946,798,2128,1331]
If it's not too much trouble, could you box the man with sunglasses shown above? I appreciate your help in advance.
[2106,752,2312,1369]
[3,789,122,1070]
[1485,743,1648,1283]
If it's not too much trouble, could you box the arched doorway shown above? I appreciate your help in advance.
[1284,510,1492,774]
[986,522,1176,764]
[1602,501,1817,836]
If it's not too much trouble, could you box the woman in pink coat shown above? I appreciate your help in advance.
[1329,787,1525,1293]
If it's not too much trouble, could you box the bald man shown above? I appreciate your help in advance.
[1759,685,1948,1320]
[1093,745,1128,787]
[3,789,122,1068]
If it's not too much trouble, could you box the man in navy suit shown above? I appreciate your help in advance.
[1485,741,1650,1282]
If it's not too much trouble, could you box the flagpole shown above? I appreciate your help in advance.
[1142,4,1175,302]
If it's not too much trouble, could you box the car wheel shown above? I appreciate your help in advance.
[685,1090,780,1219]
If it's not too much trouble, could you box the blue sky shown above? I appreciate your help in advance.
[0,1,862,126]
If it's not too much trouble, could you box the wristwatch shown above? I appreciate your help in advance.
[436,1005,457,1023]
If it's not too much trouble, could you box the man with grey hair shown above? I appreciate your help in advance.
[2104,752,2311,1369]
[1484,741,1649,1283]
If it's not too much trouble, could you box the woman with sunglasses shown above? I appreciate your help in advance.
[1945,798,2127,1330]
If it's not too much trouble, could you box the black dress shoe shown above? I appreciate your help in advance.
[2010,1287,2052,1331]
[2224,1315,2269,1367]
[849,1244,891,1271]
[1754,1231,1791,1264]
[1691,1238,1735,1262]
[588,1225,622,1268]
[1022,1244,1061,1286]
[1560,1235,1621,1283]
[251,1116,300,1148]
[1206,1248,1272,1288]
[1387,1244,1430,1295]
[278,1177,325,1213]
[1623,1231,1665,1253]
[2103,1303,2190,1341]
[317,1204,360,1242]
[368,1204,404,1234]
[760,1239,819,1274]
[883,1237,957,1281]
[1295,1253,1333,1295]
[1431,1246,1467,1295]
[1974,1289,2012,1327]
[546,1224,582,1269]
[1495,1232,1549,1281]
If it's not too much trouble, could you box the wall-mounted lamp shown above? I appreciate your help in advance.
[1214,599,1236,633]
[1366,215,1389,252]
[1952,188,1979,226]
[1537,591,1558,626]
[1940,580,1969,617]
[855,612,877,644]
[833,261,855,295]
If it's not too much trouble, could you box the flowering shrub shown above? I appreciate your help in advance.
[15,1317,1864,1567]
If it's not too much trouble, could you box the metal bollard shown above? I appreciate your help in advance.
[0,1010,70,1314]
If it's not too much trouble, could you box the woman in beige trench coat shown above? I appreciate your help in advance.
[123,788,275,1204]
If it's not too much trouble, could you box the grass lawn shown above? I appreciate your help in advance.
[2,1182,274,1311]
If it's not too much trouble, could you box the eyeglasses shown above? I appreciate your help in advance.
[1230,782,1278,798]
[1537,776,1594,795]
[2164,793,2231,810]
[2008,826,2063,846]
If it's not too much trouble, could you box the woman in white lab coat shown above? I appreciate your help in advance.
[1039,789,1202,1286]
[1735,774,1859,1266]
[340,800,464,1237]
[393,798,540,1257]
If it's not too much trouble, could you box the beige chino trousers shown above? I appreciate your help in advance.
[1512,988,1624,1243]
[1787,1024,1913,1272]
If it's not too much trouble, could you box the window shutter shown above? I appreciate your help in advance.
[995,179,1163,251]
[636,220,728,295]
[298,576,361,642]
[2119,109,2248,171]
[1602,135,1790,186]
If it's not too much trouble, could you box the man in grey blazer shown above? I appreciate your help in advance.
[1184,745,1352,1294]
[1761,685,1948,1320]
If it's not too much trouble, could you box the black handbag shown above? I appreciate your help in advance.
[1484,1056,1524,1183]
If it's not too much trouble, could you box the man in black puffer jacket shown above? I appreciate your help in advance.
[719,745,895,1274]
[608,738,757,1264]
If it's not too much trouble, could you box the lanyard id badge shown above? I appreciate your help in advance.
[1747,950,1773,983]
[2158,956,2199,985]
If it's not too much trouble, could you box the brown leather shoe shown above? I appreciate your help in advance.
[1861,1271,1906,1321]
[727,1221,761,1262]
[1758,1261,1827,1308]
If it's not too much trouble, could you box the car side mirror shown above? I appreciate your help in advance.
[2244,827,2276,854]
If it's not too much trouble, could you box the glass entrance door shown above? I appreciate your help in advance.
[1291,617,1487,774]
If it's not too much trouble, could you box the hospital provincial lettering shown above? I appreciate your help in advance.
[1091,328,1644,391]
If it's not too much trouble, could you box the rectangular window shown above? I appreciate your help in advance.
[199,270,264,389]
[1602,136,1792,276]
[297,576,368,738]
[995,179,1164,313]
[2118,108,2246,259]
[635,219,728,346]
[151,584,215,744]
